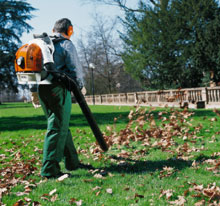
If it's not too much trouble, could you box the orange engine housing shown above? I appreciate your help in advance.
[15,43,42,73]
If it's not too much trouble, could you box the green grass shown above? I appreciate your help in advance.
[0,102,220,205]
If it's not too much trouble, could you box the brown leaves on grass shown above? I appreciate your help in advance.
[13,199,41,206]
[213,108,220,117]
[88,106,219,205]
[169,195,186,205]
[159,166,176,179]
[159,189,173,200]
[205,159,220,174]
[69,198,83,206]
[0,158,39,203]
[189,182,220,204]
[90,107,198,161]
[160,183,220,205]
[2,106,219,205]
[40,189,58,203]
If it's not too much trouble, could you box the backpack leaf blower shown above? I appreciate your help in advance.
[14,33,108,152]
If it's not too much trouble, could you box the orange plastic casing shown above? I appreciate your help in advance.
[15,43,42,73]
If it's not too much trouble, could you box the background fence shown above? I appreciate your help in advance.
[2,86,220,109]
[0,90,25,103]
[85,86,220,109]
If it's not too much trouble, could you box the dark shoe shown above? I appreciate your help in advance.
[78,163,95,170]
[65,164,80,171]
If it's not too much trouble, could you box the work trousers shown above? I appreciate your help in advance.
[38,83,79,177]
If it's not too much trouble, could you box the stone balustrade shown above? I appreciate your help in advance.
[85,86,220,109]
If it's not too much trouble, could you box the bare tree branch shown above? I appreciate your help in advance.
[81,0,145,12]
[77,13,142,94]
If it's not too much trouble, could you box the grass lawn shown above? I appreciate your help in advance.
[0,102,220,206]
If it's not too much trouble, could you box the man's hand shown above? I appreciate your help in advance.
[30,92,41,108]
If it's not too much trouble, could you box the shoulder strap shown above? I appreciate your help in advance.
[51,36,70,44]
[33,33,69,44]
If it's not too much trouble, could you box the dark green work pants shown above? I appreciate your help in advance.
[38,83,79,177]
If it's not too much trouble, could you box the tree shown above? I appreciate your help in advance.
[120,0,220,89]
[77,14,142,95]
[188,1,220,85]
[81,0,220,89]
[0,0,35,92]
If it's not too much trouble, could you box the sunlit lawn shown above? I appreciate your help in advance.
[0,102,220,205]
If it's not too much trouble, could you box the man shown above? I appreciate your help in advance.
[37,18,85,178]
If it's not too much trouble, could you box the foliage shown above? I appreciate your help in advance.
[0,0,35,92]
[121,0,220,89]
[1,103,220,205]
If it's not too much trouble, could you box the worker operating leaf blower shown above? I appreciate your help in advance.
[14,18,108,178]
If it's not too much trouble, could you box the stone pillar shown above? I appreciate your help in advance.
[201,88,207,103]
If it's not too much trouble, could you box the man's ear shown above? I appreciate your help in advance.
[67,26,73,37]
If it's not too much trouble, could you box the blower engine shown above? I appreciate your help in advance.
[14,33,54,84]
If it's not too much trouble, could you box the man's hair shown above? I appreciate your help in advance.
[53,18,72,35]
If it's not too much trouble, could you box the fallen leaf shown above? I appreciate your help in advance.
[57,174,69,182]
[135,193,144,198]
[83,179,93,183]
[41,196,50,201]
[94,174,103,178]
[191,194,202,198]
[0,188,7,199]
[106,126,113,132]
[108,173,114,177]
[92,186,101,191]
[194,199,206,206]
[51,194,58,202]
[13,200,24,206]
[75,200,83,206]
[32,201,41,206]
[96,191,101,196]
[42,193,49,197]
[159,189,173,200]
[69,198,77,204]
[184,189,189,197]
[210,117,217,122]
[169,195,186,205]
[15,192,28,197]
[49,189,57,196]
[124,187,130,191]
[24,197,32,202]
[128,110,134,120]
[106,188,113,194]
[24,186,32,193]
[194,184,204,191]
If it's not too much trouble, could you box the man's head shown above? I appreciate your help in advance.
[53,18,73,39]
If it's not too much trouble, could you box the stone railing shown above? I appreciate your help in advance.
[85,86,220,109]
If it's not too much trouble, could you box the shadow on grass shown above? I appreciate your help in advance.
[188,109,217,117]
[195,153,218,162]
[0,103,33,110]
[149,108,217,118]
[0,112,129,132]
[0,103,217,132]
[102,155,192,174]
